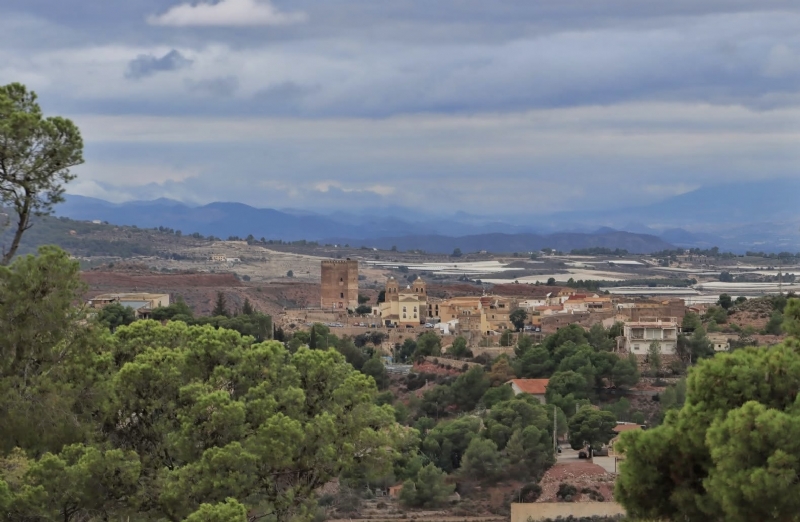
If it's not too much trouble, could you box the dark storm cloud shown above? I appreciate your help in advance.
[125,49,192,79]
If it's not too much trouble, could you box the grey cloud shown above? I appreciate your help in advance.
[23,9,800,120]
[5,0,800,51]
[125,49,192,79]
[185,76,240,97]
[10,0,800,214]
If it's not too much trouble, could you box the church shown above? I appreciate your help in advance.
[377,276,428,326]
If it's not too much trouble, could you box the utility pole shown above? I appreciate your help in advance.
[553,405,558,454]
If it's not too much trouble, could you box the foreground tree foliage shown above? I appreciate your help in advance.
[616,301,800,522]
[0,247,406,521]
[0,83,83,265]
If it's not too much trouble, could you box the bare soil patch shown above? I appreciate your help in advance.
[538,462,616,503]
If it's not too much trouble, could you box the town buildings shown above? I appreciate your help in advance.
[320,259,359,310]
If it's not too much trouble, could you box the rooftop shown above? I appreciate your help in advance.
[91,292,168,300]
[507,378,549,395]
[613,423,643,434]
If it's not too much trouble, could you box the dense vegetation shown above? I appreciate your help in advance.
[0,247,406,521]
[616,299,800,521]
[4,245,797,521]
[99,294,275,342]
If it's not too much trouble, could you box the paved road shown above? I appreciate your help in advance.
[556,446,583,463]
[556,446,619,474]
[592,456,619,474]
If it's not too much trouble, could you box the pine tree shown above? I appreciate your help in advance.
[309,325,317,349]
[242,298,254,316]
[648,341,662,376]
[212,291,229,317]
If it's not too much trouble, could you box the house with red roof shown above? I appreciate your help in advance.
[506,378,549,404]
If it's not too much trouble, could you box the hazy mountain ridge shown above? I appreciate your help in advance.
[57,178,800,253]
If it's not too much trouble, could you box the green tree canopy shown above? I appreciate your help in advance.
[448,336,472,358]
[647,341,662,376]
[211,291,229,317]
[96,303,136,331]
[399,463,454,508]
[421,416,482,472]
[616,316,800,522]
[480,385,514,409]
[485,395,550,450]
[150,297,194,321]
[0,83,83,264]
[505,425,556,481]
[0,249,407,522]
[449,366,490,412]
[587,323,614,352]
[414,331,442,359]
[509,308,528,331]
[460,438,506,481]
[568,408,616,450]
[0,246,97,455]
[184,498,247,522]
[361,354,389,390]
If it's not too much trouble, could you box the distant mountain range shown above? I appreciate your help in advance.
[56,178,800,253]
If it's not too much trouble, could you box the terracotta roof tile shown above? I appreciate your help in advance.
[613,423,642,433]
[508,378,549,395]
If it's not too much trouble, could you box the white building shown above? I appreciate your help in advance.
[618,317,679,355]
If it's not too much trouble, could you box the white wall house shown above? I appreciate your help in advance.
[619,317,679,355]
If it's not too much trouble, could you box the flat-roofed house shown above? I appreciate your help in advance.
[618,317,679,355]
[88,293,170,319]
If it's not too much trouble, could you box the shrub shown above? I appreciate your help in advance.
[519,482,542,503]
[580,487,605,501]
[556,483,578,502]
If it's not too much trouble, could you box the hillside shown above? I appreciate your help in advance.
[82,263,318,316]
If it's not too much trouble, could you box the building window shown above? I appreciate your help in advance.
[340,293,344,298]
[403,306,406,312]
[413,306,417,312]
[414,314,417,319]
[634,344,640,351]
[403,313,406,319]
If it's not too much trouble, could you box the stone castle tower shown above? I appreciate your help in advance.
[320,259,359,309]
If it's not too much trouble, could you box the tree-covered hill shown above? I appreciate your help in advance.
[0,213,203,259]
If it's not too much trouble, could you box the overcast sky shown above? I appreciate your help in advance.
[3,0,800,214]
